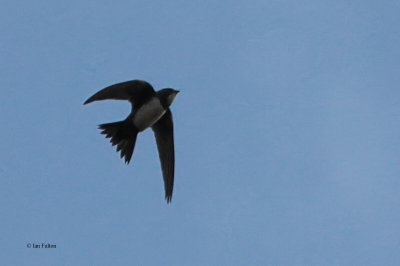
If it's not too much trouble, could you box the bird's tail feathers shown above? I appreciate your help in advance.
[98,120,138,164]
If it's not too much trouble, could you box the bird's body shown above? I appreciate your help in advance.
[84,80,179,203]
[133,97,166,131]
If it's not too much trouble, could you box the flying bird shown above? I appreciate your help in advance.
[83,80,179,203]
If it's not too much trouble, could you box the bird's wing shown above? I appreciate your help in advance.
[83,80,156,106]
[152,109,175,203]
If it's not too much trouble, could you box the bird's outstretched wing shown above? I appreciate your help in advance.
[83,80,156,107]
[152,109,175,203]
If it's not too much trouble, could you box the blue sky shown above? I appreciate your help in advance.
[1,0,400,265]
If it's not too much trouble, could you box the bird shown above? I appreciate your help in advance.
[83,79,179,203]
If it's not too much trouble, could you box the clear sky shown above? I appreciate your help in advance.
[1,0,400,265]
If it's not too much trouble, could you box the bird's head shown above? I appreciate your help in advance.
[158,88,179,107]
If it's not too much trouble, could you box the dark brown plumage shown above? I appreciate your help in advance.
[84,80,179,203]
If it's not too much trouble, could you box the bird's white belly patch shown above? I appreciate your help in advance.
[133,98,166,131]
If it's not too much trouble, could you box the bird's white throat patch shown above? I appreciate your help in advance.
[133,97,166,131]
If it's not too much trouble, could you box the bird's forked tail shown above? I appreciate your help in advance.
[98,119,138,164]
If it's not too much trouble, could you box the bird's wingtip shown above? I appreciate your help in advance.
[83,98,92,105]
[165,195,172,204]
